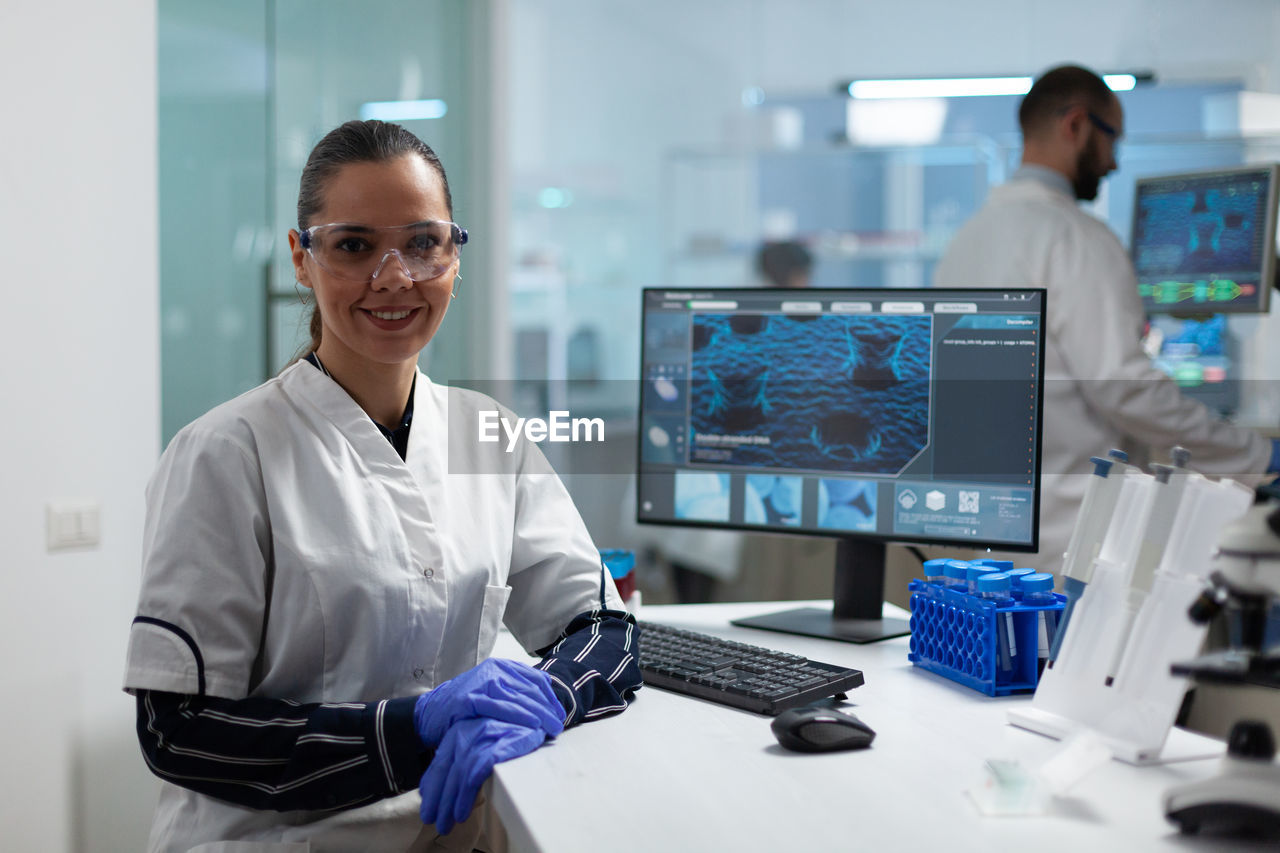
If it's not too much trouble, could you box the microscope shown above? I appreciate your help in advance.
[1163,495,1280,839]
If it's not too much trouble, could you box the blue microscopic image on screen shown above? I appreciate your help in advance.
[1135,184,1266,276]
[674,471,731,522]
[745,474,803,527]
[688,313,931,475]
[817,479,877,532]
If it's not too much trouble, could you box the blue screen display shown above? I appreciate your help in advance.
[637,288,1046,551]
[1132,166,1276,314]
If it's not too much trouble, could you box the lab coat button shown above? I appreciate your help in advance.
[423,567,435,579]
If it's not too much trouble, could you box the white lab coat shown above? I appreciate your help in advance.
[123,361,620,853]
[934,175,1271,575]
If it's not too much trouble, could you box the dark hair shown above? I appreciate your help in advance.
[1018,65,1114,136]
[756,240,813,288]
[295,120,454,355]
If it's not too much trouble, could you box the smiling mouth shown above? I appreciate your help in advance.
[367,309,416,321]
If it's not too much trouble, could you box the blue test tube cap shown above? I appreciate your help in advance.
[1006,567,1035,587]
[1089,456,1115,477]
[944,560,970,582]
[974,558,1014,572]
[976,572,1012,594]
[965,564,993,586]
[1108,448,1129,463]
[1020,572,1055,595]
[923,558,950,578]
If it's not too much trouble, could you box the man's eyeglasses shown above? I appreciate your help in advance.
[1087,111,1121,141]
[299,220,468,283]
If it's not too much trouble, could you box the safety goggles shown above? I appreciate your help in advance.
[1085,111,1126,147]
[299,220,468,283]
[1086,111,1120,140]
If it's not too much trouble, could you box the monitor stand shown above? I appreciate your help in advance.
[730,538,910,644]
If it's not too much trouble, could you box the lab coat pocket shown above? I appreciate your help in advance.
[476,584,512,663]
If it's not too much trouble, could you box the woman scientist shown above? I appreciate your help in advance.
[123,120,641,853]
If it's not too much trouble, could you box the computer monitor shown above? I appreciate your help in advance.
[637,287,1046,643]
[1147,313,1240,417]
[1131,164,1279,315]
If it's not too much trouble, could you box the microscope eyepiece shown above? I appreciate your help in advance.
[1187,588,1224,625]
[1227,720,1276,761]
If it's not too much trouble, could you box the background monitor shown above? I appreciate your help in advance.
[637,287,1046,643]
[1131,163,1279,316]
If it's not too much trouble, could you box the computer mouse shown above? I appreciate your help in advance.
[770,706,875,753]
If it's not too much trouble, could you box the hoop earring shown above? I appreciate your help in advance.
[451,272,462,299]
[294,281,313,307]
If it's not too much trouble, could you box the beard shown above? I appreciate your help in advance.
[1072,136,1106,201]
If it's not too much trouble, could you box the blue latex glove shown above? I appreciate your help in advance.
[419,716,548,835]
[413,658,564,748]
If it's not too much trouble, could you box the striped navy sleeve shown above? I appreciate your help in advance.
[534,609,642,727]
[136,690,429,812]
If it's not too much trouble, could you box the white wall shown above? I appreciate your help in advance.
[513,0,1280,167]
[0,2,160,850]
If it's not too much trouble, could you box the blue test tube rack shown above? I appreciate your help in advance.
[907,578,1065,696]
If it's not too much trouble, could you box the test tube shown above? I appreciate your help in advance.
[944,560,970,592]
[922,558,950,586]
[977,572,1017,678]
[1019,572,1057,676]
[1006,568,1035,599]
[965,564,993,596]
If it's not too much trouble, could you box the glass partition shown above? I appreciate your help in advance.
[159,0,477,444]
[158,0,271,443]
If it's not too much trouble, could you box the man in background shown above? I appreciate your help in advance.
[934,64,1278,576]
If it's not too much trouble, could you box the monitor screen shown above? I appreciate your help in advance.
[1131,164,1279,315]
[636,287,1046,642]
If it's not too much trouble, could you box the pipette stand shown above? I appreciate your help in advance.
[1009,475,1254,764]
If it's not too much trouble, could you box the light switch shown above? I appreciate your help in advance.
[46,501,101,551]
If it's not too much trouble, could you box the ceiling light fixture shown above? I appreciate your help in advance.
[842,72,1150,100]
[358,98,448,121]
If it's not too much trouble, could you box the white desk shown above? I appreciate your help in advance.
[491,601,1249,853]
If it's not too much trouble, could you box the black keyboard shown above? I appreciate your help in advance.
[636,621,864,715]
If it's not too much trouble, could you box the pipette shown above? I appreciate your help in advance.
[1103,448,1192,685]
[1046,449,1130,667]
